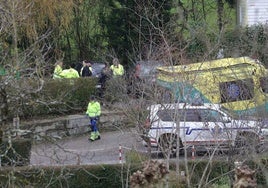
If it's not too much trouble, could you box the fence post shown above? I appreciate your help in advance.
[119,144,122,164]
[13,116,20,137]
[191,145,195,160]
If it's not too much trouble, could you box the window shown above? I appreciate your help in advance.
[157,110,175,122]
[180,109,201,122]
[157,109,207,122]
[199,109,223,122]
[157,108,225,122]
[220,79,254,103]
[260,77,268,93]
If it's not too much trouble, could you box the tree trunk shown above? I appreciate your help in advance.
[0,86,8,142]
[217,0,224,32]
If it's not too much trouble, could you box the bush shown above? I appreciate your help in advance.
[0,165,124,188]
[0,159,266,187]
[223,25,268,65]
[125,149,149,165]
[0,138,32,166]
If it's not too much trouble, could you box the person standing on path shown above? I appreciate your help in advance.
[86,95,101,141]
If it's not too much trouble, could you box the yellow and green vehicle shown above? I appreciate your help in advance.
[156,57,268,116]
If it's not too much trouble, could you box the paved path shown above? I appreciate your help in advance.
[30,129,146,166]
[30,128,268,167]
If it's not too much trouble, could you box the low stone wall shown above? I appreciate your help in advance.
[5,110,127,142]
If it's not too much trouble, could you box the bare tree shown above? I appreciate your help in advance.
[108,1,268,188]
[0,0,80,184]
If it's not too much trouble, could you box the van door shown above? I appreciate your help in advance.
[199,109,234,147]
[180,109,233,149]
[178,109,207,146]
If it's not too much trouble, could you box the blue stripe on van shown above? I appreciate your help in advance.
[150,126,253,135]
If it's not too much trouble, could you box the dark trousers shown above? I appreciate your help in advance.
[90,117,98,132]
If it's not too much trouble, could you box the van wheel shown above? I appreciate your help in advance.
[235,132,259,154]
[159,134,183,157]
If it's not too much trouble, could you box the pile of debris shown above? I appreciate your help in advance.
[233,164,257,188]
[130,160,169,188]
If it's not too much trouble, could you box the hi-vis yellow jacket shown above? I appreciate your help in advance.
[60,68,79,78]
[86,101,101,118]
[53,65,63,79]
[110,64,124,76]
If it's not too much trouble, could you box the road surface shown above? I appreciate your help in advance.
[30,128,146,166]
[30,128,268,166]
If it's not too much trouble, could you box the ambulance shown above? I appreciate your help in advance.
[156,56,268,117]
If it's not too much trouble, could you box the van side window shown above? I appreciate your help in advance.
[199,109,223,122]
[156,108,226,122]
[156,110,174,121]
[219,79,254,103]
[178,109,201,122]
[157,109,201,122]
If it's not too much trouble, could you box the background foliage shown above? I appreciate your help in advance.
[0,0,267,73]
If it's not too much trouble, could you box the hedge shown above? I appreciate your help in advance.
[5,77,98,119]
[0,159,266,187]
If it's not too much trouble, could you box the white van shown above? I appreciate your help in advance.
[142,103,268,156]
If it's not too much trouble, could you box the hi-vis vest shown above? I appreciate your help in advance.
[60,68,79,78]
[86,101,101,117]
[110,64,124,76]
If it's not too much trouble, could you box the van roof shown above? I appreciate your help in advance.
[157,57,264,73]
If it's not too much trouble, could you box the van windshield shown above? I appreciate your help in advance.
[260,76,268,93]
[220,106,254,120]
[220,106,238,118]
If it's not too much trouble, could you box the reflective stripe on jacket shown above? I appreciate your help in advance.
[80,66,93,77]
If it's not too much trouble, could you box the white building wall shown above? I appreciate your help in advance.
[238,0,268,27]
[237,0,247,26]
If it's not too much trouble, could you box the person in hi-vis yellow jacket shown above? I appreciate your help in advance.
[110,58,124,77]
[53,61,63,79]
[86,95,101,141]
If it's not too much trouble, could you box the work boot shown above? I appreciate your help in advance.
[95,131,101,140]
[89,132,96,141]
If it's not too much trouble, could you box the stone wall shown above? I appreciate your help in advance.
[5,110,127,142]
